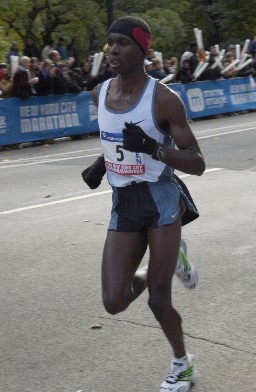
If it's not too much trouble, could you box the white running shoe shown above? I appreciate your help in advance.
[175,239,198,289]
[160,354,195,392]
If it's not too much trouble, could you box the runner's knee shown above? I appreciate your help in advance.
[103,292,131,315]
[148,289,171,320]
[148,288,183,323]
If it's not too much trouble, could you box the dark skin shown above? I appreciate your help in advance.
[92,33,205,358]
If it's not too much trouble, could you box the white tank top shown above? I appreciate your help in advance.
[98,76,175,187]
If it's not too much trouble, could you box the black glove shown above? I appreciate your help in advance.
[81,154,106,189]
[122,121,157,155]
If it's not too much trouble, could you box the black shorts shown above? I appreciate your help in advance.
[108,175,199,232]
[108,177,181,232]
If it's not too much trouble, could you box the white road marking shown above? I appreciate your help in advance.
[0,168,222,215]
[196,126,256,140]
[0,147,101,164]
[0,122,255,169]
[193,121,256,134]
[0,153,101,169]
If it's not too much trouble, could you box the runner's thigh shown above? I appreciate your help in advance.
[102,230,148,297]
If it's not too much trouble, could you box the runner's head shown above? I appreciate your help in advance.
[108,16,152,55]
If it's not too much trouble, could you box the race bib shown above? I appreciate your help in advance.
[101,131,145,175]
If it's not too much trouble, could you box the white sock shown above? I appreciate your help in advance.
[174,354,187,362]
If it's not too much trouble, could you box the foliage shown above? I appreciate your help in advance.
[205,0,256,46]
[0,0,255,62]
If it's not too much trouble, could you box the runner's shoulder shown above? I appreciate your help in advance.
[155,81,184,110]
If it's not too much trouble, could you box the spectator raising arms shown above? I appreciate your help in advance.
[222,51,238,79]
[180,41,199,73]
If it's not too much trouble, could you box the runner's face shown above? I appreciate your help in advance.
[107,33,143,74]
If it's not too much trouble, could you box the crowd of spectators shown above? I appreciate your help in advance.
[1,35,256,100]
[1,34,256,148]
[0,36,114,99]
[145,39,256,85]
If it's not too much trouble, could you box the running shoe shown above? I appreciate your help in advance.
[175,239,198,289]
[160,353,195,392]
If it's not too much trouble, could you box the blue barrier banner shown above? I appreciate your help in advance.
[169,76,256,119]
[0,92,98,145]
[0,77,256,146]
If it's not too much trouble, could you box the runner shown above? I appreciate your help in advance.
[86,16,205,392]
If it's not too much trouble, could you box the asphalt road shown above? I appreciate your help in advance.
[0,111,256,392]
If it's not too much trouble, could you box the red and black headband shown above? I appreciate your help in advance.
[108,16,152,55]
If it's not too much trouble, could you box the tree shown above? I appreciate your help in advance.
[0,0,255,62]
[205,0,256,46]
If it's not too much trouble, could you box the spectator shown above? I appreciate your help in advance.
[72,67,86,90]
[144,58,153,74]
[199,47,222,81]
[166,57,179,82]
[96,55,115,83]
[48,50,61,66]
[249,35,256,70]
[222,51,238,79]
[55,37,69,61]
[237,54,256,78]
[0,68,13,98]
[163,58,171,75]
[249,36,256,59]
[147,58,166,80]
[41,39,54,60]
[54,63,82,94]
[169,57,178,74]
[180,41,199,73]
[175,59,193,84]
[82,54,115,91]
[147,48,155,61]
[0,63,7,81]
[67,38,79,67]
[11,56,39,99]
[23,36,41,60]
[30,57,41,78]
[228,44,236,58]
[81,61,92,89]
[35,59,56,96]
[6,41,20,77]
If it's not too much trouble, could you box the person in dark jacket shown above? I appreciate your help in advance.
[11,56,39,99]
[53,63,82,94]
[67,38,79,67]
[23,37,41,61]
[180,41,199,73]
[175,60,193,84]
[35,59,56,96]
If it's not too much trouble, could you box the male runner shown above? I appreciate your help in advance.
[84,16,205,392]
